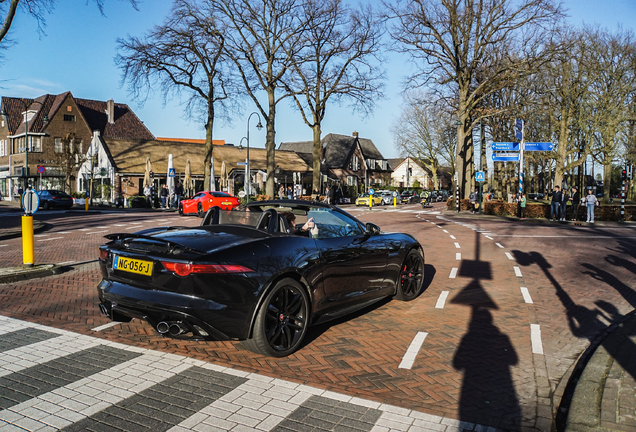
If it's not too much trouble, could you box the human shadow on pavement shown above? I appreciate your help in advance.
[513,250,636,429]
[451,232,521,430]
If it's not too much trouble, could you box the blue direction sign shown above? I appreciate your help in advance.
[492,142,519,151]
[168,168,175,177]
[515,119,524,140]
[525,142,554,151]
[475,171,485,182]
[492,153,520,162]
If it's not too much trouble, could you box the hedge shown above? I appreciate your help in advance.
[446,199,636,221]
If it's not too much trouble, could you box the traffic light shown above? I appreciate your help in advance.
[150,171,154,179]
[622,168,627,180]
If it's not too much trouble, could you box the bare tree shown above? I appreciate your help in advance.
[1,0,137,49]
[54,133,86,194]
[210,0,308,198]
[116,0,238,190]
[285,0,384,192]
[386,0,564,199]
[392,91,455,189]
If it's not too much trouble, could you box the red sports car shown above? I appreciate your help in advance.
[178,191,240,217]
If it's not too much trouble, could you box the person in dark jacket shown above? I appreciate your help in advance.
[560,188,569,221]
[550,186,562,221]
[569,187,580,221]
[160,184,169,209]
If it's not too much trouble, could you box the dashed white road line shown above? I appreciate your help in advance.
[86,230,109,235]
[57,231,72,234]
[514,266,523,277]
[520,287,533,304]
[0,245,8,247]
[398,332,428,369]
[443,230,448,233]
[435,291,449,309]
[456,253,461,260]
[530,324,544,354]
[34,234,50,237]
[495,243,504,248]
[449,268,458,279]
[450,235,456,240]
[79,228,91,231]
[37,237,63,242]
[485,236,494,240]
[505,252,514,260]
[113,224,126,227]
[454,242,461,249]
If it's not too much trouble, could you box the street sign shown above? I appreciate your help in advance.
[515,119,524,140]
[392,191,398,197]
[492,142,519,151]
[37,166,45,174]
[237,162,247,166]
[475,171,485,182]
[492,153,520,162]
[238,191,246,198]
[100,168,107,177]
[524,142,554,151]
[369,188,374,195]
[22,189,39,215]
[168,168,175,178]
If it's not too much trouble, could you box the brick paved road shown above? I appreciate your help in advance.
[1,204,635,431]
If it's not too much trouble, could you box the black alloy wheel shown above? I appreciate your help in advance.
[43,201,51,210]
[242,278,309,357]
[395,249,424,301]
[197,203,203,218]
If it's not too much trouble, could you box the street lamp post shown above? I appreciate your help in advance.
[238,112,263,202]
[1,100,49,193]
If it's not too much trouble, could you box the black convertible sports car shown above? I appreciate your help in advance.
[97,200,424,357]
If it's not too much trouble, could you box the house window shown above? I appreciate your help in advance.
[368,159,376,169]
[22,110,36,123]
[30,136,41,152]
[0,140,5,156]
[54,137,63,153]
[78,140,83,154]
[63,114,76,122]
[349,156,359,171]
[347,176,357,186]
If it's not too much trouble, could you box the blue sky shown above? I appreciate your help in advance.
[1,0,634,159]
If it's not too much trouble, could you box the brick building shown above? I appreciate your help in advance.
[0,92,154,200]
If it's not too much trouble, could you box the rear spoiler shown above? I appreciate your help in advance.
[104,233,206,255]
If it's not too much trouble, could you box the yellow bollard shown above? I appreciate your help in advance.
[85,198,89,211]
[394,197,397,207]
[22,215,34,267]
[369,195,373,209]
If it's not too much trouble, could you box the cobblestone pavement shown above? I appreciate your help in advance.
[1,203,636,431]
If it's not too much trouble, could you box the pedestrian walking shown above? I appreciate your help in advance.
[174,182,183,209]
[569,186,580,221]
[469,189,477,213]
[585,189,598,223]
[519,193,527,219]
[287,186,292,200]
[144,184,151,208]
[279,186,285,200]
[560,188,569,221]
[324,186,330,204]
[550,186,562,221]
[160,184,169,209]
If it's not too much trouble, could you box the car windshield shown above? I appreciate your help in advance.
[211,192,231,197]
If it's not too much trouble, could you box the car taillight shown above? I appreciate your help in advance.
[161,262,254,277]
[99,249,109,260]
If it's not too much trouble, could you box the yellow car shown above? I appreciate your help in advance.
[355,193,383,206]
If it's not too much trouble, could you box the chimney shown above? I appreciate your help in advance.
[352,131,359,138]
[106,99,115,124]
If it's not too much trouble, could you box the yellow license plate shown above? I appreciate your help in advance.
[221,201,231,205]
[113,256,154,276]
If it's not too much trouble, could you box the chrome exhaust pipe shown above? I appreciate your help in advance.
[169,322,187,336]
[157,321,170,334]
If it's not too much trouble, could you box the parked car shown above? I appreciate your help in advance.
[97,200,425,357]
[179,191,240,217]
[400,191,419,204]
[36,190,73,210]
[380,192,394,205]
[355,193,383,206]
[435,190,449,201]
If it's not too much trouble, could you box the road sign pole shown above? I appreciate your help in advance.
[621,178,626,223]
[519,120,524,196]
[22,215,34,267]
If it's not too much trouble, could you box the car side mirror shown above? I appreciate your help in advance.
[365,222,380,235]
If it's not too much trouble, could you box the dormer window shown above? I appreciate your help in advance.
[22,110,37,123]
[349,155,360,171]
[63,114,76,122]
[368,159,376,169]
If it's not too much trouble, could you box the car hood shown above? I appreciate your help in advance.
[106,225,269,255]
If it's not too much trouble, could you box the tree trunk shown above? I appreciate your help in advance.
[265,87,276,198]
[204,107,214,192]
[603,159,612,204]
[554,111,569,188]
[480,122,488,192]
[312,123,322,193]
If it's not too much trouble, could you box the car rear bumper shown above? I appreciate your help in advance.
[97,279,249,341]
